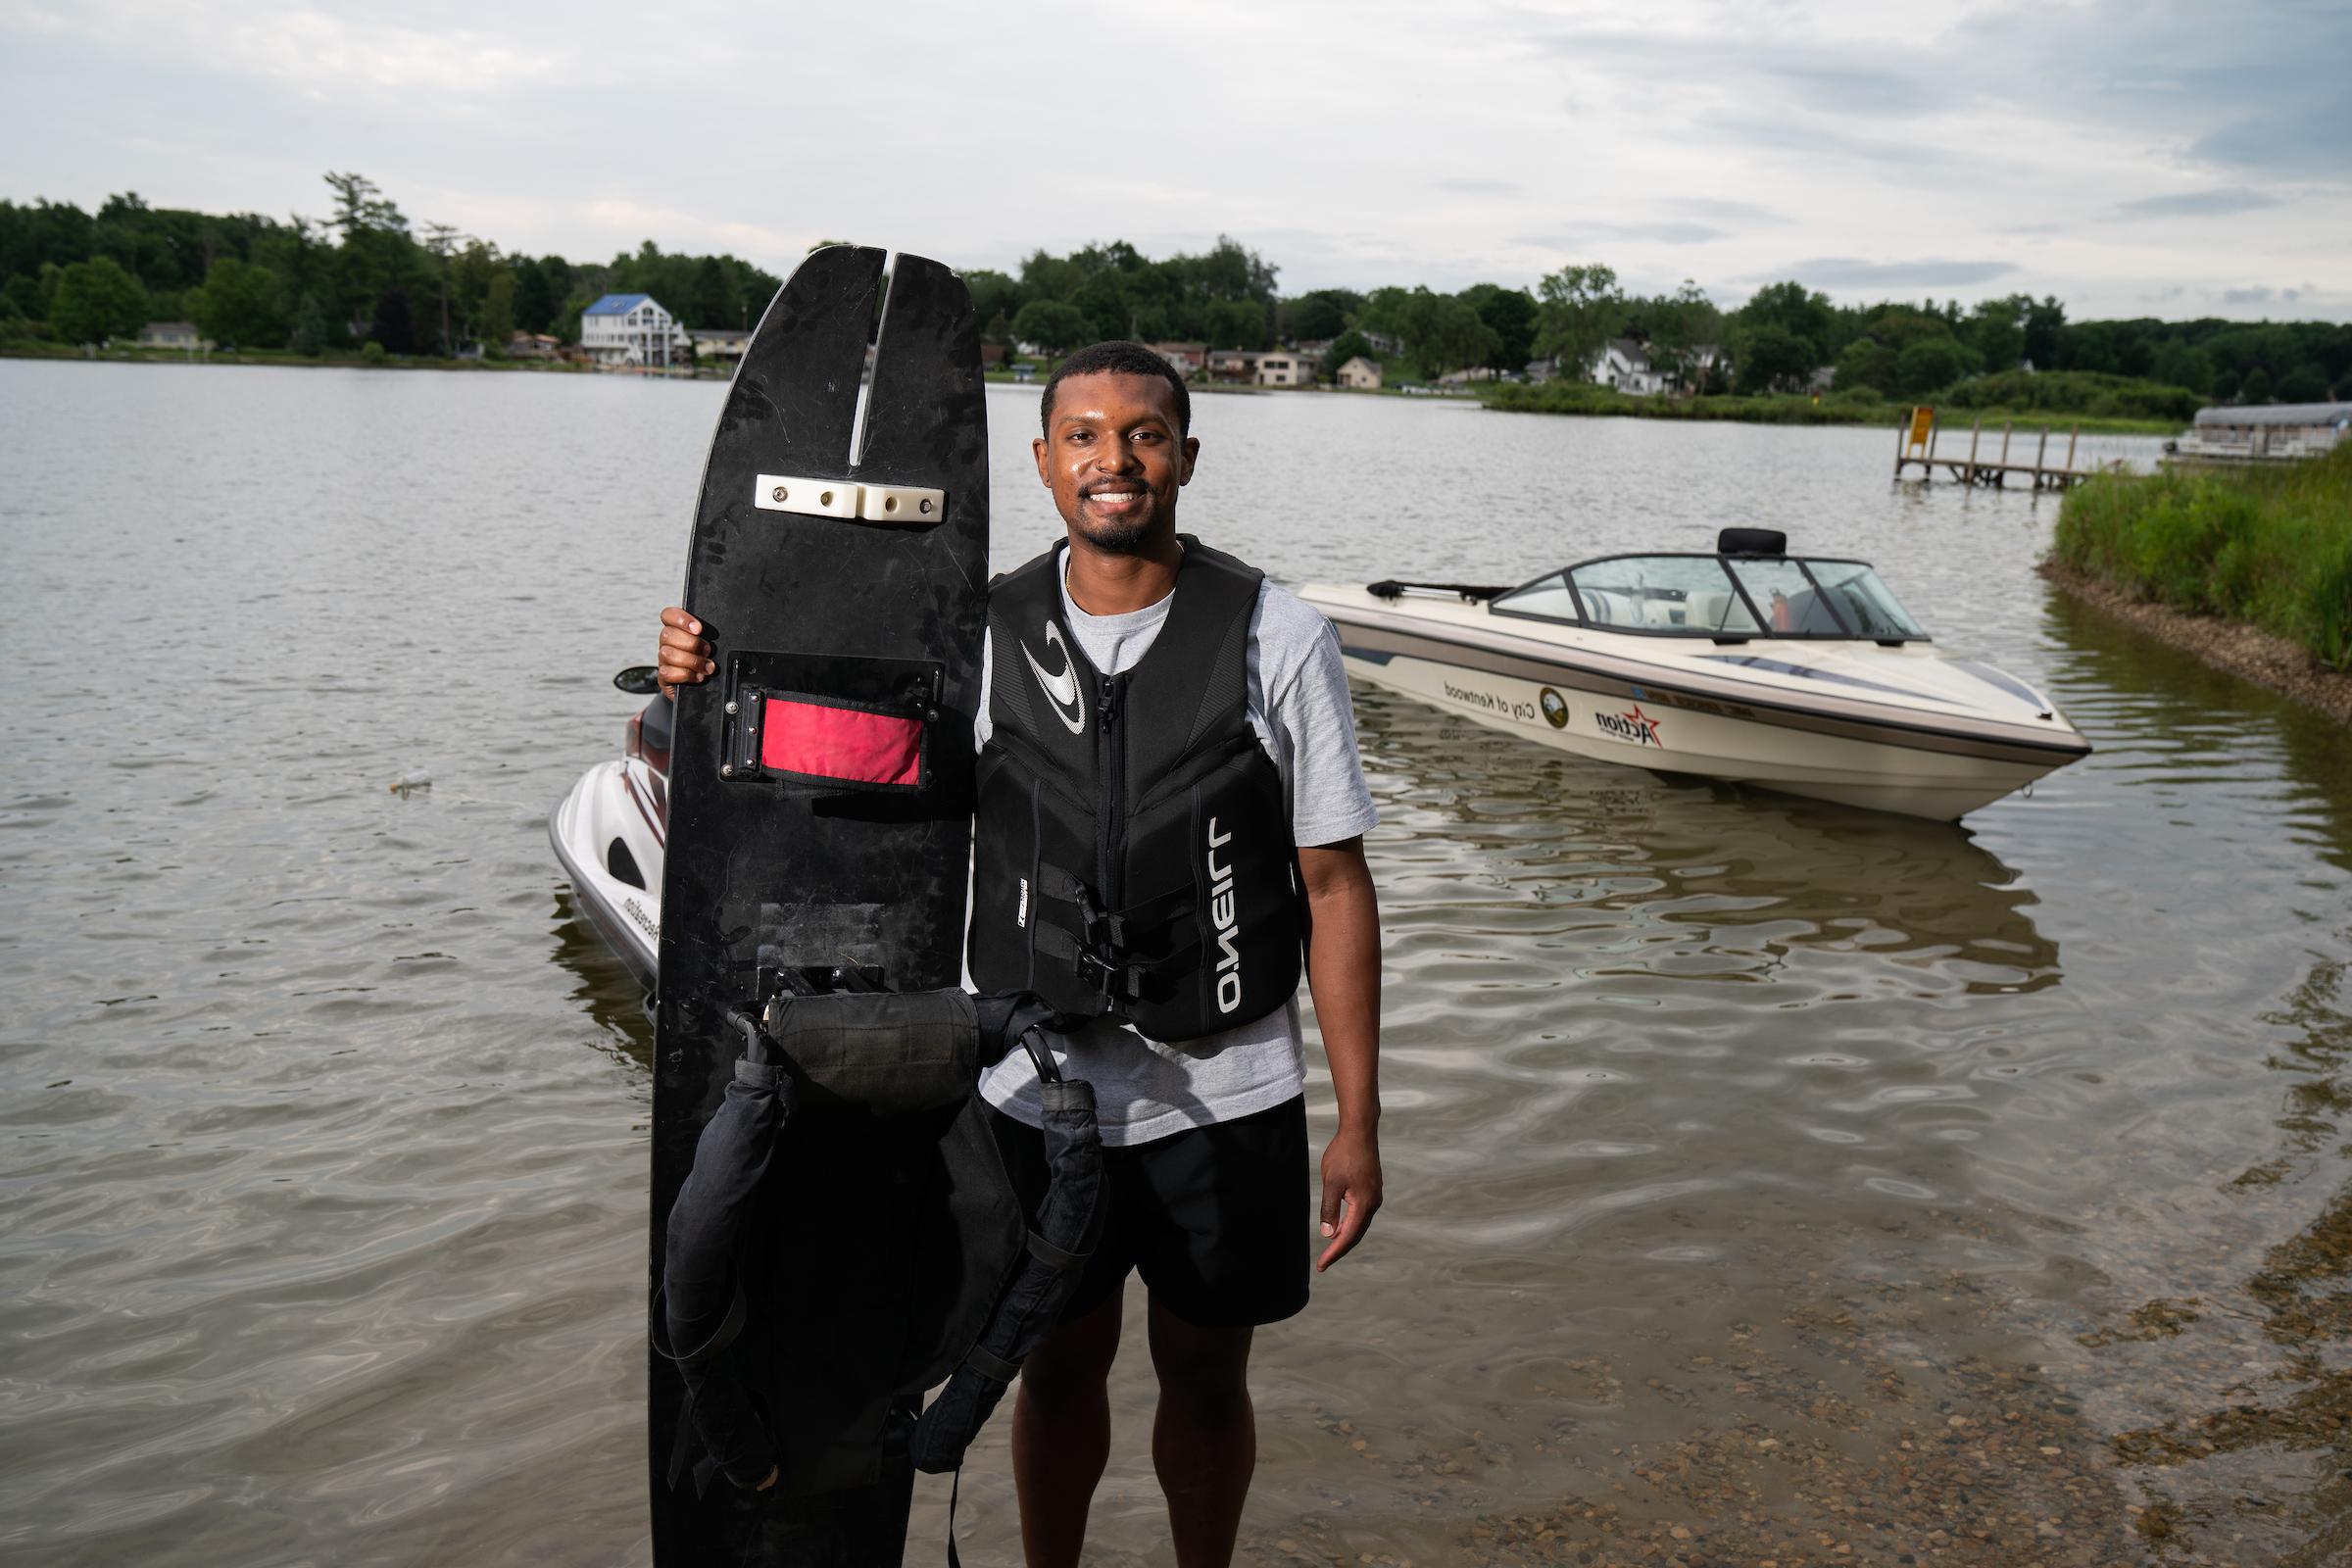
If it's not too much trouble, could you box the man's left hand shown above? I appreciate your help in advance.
[1316,1125,1383,1271]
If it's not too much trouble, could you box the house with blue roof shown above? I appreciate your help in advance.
[580,292,685,369]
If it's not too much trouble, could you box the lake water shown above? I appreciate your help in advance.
[4,360,2349,1567]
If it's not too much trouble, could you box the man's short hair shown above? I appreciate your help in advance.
[1040,340,1192,436]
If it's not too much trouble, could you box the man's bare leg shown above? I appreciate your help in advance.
[1008,1288,1124,1568]
[1147,1296,1256,1568]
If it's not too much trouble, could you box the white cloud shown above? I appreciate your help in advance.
[0,0,2345,319]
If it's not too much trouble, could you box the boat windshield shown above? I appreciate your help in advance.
[1494,555,1929,641]
[1496,558,1765,635]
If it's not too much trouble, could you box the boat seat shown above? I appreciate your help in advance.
[639,695,674,754]
[1580,588,1636,627]
[1685,590,1731,632]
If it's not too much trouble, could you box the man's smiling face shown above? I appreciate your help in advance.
[1032,370,1199,555]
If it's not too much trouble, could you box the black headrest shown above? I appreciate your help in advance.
[1718,527,1787,557]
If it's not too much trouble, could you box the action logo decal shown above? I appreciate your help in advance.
[1021,621,1087,735]
[1540,688,1569,728]
[1594,703,1663,748]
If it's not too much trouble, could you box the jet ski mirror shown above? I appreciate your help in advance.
[613,665,662,695]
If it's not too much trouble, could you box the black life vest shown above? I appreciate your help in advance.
[967,538,1304,1042]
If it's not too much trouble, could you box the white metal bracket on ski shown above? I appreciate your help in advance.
[753,475,945,523]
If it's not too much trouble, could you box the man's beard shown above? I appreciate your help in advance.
[1073,510,1159,555]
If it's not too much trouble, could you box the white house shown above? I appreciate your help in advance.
[1253,352,1313,388]
[1590,337,1666,396]
[1336,355,1383,391]
[581,293,686,368]
[1587,338,1723,396]
[689,325,753,363]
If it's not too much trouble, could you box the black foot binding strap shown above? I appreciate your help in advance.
[653,986,1101,1530]
[654,1007,791,1495]
[910,1073,1103,1473]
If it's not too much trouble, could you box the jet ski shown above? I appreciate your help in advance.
[1301,528,2090,820]
[550,666,667,990]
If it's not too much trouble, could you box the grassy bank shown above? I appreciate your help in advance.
[2050,445,2352,671]
[1476,380,2178,435]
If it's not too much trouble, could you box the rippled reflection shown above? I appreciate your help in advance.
[5,364,2350,1566]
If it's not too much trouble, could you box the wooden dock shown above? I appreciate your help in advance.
[1893,408,2089,489]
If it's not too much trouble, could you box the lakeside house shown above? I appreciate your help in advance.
[137,320,204,350]
[1252,352,1313,388]
[1205,348,1254,382]
[1586,337,1725,396]
[689,325,752,363]
[507,331,561,360]
[1336,356,1382,391]
[1150,342,1207,375]
[2169,402,2351,466]
[1204,348,1317,387]
[581,293,685,369]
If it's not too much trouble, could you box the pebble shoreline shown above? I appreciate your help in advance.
[2036,561,2352,729]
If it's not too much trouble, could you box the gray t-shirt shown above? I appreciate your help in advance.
[971,549,1379,1147]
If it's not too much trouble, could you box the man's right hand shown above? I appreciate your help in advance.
[658,606,715,699]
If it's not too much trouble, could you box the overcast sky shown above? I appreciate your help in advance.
[3,0,2346,320]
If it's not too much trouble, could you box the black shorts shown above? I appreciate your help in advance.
[988,1094,1310,1329]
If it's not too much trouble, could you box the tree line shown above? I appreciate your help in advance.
[0,176,779,359]
[3,176,2346,406]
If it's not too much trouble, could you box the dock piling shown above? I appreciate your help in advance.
[1891,406,2096,489]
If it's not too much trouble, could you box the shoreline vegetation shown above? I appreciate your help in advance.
[0,339,2184,436]
[2042,445,2352,723]
[1474,379,2180,435]
[6,177,2346,431]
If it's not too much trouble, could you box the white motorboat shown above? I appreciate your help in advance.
[1301,528,2090,820]
[549,669,668,990]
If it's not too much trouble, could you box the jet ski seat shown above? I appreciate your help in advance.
[638,695,675,757]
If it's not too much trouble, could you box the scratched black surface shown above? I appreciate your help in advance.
[650,247,989,1566]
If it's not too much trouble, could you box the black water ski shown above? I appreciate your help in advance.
[651,246,991,1566]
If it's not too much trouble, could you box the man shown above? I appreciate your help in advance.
[658,340,1383,1568]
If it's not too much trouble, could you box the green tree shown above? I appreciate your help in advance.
[2061,320,2119,374]
[1011,298,1089,354]
[1458,282,1538,370]
[1202,297,1268,350]
[1391,288,1498,378]
[1532,263,1625,376]
[1641,280,1723,390]
[1734,323,1816,395]
[2,272,41,319]
[186,256,286,347]
[513,257,561,334]
[1283,289,1356,342]
[2239,367,2273,404]
[1894,336,1981,397]
[369,287,417,355]
[2275,365,2327,403]
[2022,296,2065,368]
[48,256,148,344]
[2149,339,2215,397]
[482,270,515,349]
[964,269,1019,333]
[1834,336,1897,395]
[1738,281,1837,358]
[1320,328,1375,378]
[290,292,328,356]
[1964,296,2028,371]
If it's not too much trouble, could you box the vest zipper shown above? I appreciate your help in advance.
[1097,672,1125,913]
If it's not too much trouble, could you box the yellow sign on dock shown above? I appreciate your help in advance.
[1907,405,1935,451]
